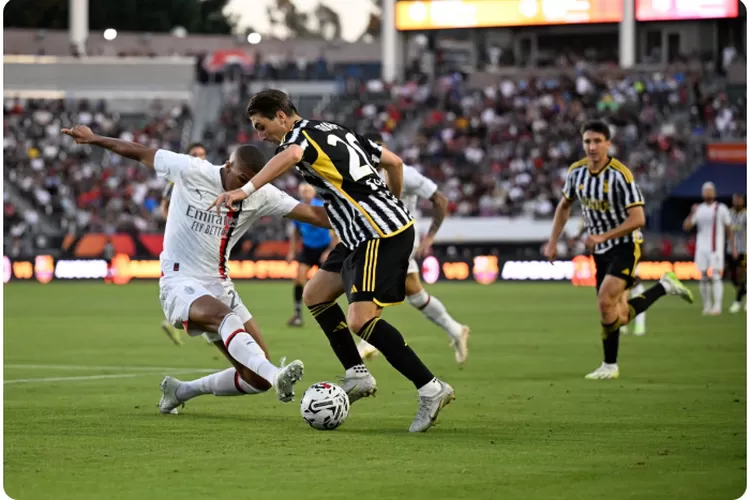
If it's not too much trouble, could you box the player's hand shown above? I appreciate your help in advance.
[543,240,558,261]
[584,234,605,251]
[61,125,96,144]
[208,189,248,214]
[286,251,295,263]
[415,234,435,259]
[690,204,699,214]
[733,248,739,260]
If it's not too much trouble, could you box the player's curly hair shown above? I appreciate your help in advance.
[246,89,299,119]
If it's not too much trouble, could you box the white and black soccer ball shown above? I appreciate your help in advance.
[300,381,350,430]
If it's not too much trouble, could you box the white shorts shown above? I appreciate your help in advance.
[695,250,724,273]
[159,277,252,343]
[407,233,421,275]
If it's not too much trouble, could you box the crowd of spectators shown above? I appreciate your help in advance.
[3,62,746,258]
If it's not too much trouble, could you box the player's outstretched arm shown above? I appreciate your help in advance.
[379,148,404,198]
[286,205,332,229]
[209,146,303,214]
[62,125,156,168]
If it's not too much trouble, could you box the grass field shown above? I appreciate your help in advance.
[3,281,747,500]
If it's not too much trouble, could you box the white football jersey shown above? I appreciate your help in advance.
[379,165,438,216]
[154,150,299,280]
[690,201,732,254]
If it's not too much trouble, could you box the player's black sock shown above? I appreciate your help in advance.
[294,285,303,315]
[627,283,667,320]
[308,302,362,370]
[737,284,747,302]
[357,318,434,388]
[601,318,621,364]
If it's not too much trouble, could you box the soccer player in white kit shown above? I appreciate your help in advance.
[356,132,470,364]
[62,124,331,410]
[683,182,736,315]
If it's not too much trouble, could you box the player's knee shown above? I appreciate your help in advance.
[189,297,233,331]
[238,367,271,392]
[596,293,618,316]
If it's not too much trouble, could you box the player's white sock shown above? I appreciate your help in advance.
[219,313,279,384]
[700,274,712,310]
[417,377,442,397]
[631,283,646,330]
[176,368,264,401]
[712,275,724,310]
[408,290,462,340]
[345,363,370,379]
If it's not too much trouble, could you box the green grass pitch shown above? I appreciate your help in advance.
[3,281,746,499]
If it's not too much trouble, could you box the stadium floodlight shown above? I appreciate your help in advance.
[103,28,118,41]
[247,32,261,44]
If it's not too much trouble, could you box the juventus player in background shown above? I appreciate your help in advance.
[683,182,735,315]
[544,121,694,380]
[62,124,331,409]
[210,89,454,432]
[728,194,746,313]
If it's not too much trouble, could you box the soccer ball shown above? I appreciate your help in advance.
[300,381,350,430]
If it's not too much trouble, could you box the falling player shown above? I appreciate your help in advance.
[160,142,208,346]
[355,132,469,363]
[287,182,337,327]
[209,89,454,432]
[544,120,693,380]
[62,124,331,410]
[683,182,735,315]
[728,194,746,313]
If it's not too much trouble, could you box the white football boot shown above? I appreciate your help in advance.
[584,362,620,380]
[339,372,377,403]
[451,326,470,364]
[357,339,380,360]
[729,301,742,313]
[273,358,304,403]
[158,376,183,414]
[409,380,455,432]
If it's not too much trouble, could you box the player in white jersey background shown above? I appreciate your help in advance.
[62,124,332,411]
[683,182,736,315]
[355,132,470,364]
[159,142,207,346]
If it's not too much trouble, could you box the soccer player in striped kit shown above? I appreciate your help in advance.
[210,90,454,432]
[727,194,746,313]
[683,182,736,315]
[545,121,693,380]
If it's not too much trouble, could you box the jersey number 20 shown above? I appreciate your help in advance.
[327,133,377,182]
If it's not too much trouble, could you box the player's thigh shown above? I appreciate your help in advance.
[405,271,423,296]
[695,251,711,273]
[160,278,224,337]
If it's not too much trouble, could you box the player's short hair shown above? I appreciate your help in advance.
[246,89,299,119]
[580,120,611,140]
[364,131,384,144]
[186,142,206,154]
[702,181,716,191]
[234,145,267,176]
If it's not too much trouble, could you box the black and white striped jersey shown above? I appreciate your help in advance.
[277,119,413,250]
[729,208,747,255]
[562,157,645,254]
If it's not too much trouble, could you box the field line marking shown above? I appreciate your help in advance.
[5,369,214,385]
[5,364,218,372]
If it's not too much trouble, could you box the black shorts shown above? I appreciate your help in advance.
[593,242,641,292]
[320,225,415,306]
[297,245,327,267]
